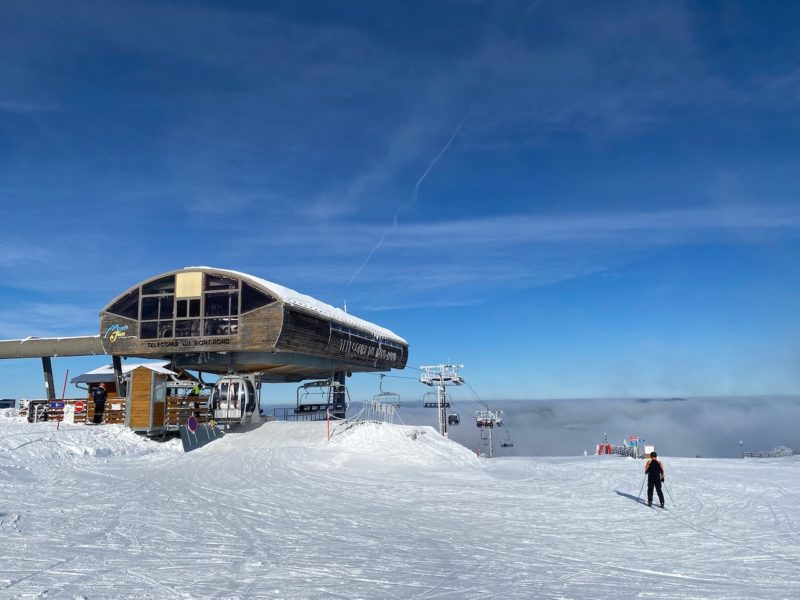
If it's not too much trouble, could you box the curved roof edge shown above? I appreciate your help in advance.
[108,266,404,345]
[196,267,407,345]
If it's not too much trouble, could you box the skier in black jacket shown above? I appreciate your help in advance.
[91,383,108,425]
[644,451,665,508]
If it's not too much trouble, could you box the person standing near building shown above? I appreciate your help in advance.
[91,383,108,425]
[644,451,665,508]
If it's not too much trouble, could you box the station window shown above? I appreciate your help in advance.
[205,291,239,317]
[175,319,201,338]
[205,317,238,336]
[204,274,238,291]
[141,320,173,339]
[241,282,275,313]
[176,298,201,318]
[106,289,139,319]
[142,275,175,295]
[141,295,174,320]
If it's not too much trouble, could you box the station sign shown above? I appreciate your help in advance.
[49,401,64,409]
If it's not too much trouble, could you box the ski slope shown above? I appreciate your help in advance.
[1,409,799,599]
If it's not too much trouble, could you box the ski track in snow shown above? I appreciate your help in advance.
[0,410,799,599]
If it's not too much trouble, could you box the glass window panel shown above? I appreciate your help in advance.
[141,297,159,320]
[189,298,201,317]
[107,289,139,319]
[204,274,238,291]
[142,275,175,295]
[241,283,275,313]
[176,299,188,318]
[204,292,238,317]
[175,319,200,338]
[159,295,174,319]
[141,295,174,320]
[141,321,158,339]
[205,317,238,336]
[158,320,173,338]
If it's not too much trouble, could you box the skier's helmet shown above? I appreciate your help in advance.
[650,451,657,458]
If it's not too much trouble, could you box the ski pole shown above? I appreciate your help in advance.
[663,481,677,507]
[636,474,646,505]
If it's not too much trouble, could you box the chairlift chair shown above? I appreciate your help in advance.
[423,391,451,408]
[295,379,350,417]
[373,374,401,407]
[447,413,460,426]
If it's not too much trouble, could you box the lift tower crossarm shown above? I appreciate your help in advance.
[420,364,464,436]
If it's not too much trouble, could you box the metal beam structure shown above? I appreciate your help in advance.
[0,336,105,359]
[41,356,56,401]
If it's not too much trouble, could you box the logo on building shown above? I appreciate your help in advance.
[104,324,129,342]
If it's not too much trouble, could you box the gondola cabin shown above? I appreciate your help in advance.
[211,375,258,423]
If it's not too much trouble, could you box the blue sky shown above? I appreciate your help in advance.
[1,0,798,401]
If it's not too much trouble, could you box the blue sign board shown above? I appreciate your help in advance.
[49,401,64,409]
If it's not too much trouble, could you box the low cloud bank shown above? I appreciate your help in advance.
[382,396,800,458]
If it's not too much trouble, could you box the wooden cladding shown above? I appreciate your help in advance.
[277,308,408,370]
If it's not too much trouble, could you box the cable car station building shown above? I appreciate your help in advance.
[0,267,409,425]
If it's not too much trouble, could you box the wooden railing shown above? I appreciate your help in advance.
[165,395,210,430]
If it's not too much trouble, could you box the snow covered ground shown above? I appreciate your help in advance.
[1,409,799,599]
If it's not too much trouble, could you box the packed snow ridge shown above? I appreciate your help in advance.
[1,409,799,599]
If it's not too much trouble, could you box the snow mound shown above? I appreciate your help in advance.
[328,420,480,468]
[0,414,181,473]
[208,419,480,468]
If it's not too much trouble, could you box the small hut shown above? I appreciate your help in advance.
[71,361,183,434]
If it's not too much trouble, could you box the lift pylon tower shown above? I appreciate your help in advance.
[420,364,464,436]
[476,409,503,458]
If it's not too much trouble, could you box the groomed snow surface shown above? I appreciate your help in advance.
[1,410,798,600]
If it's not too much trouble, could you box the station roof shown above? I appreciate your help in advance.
[71,361,176,384]
[180,267,405,344]
[104,266,407,345]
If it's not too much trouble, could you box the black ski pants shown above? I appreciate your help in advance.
[93,402,105,424]
[647,478,665,506]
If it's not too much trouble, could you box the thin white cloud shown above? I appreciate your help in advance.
[0,241,52,268]
[0,100,57,113]
[0,303,97,339]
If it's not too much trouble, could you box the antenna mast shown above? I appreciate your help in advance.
[420,364,464,436]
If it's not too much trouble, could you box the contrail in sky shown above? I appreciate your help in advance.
[346,117,466,290]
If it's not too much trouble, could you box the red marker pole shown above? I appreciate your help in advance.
[326,409,331,441]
